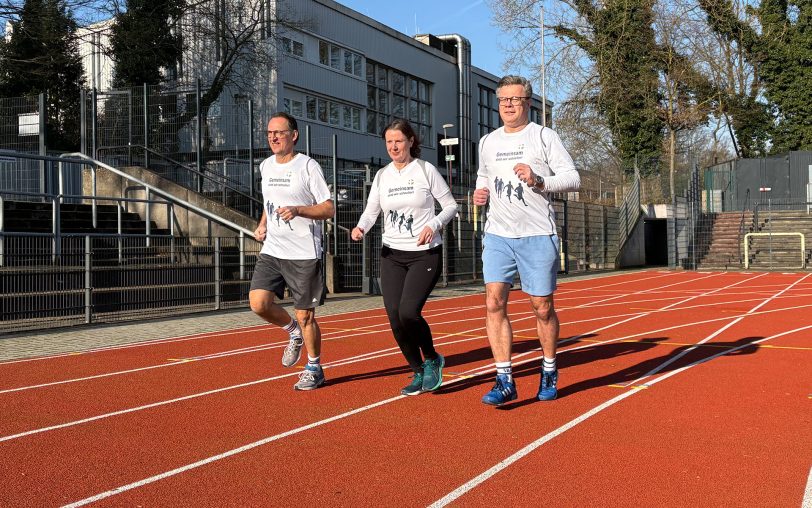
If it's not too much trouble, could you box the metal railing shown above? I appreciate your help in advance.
[0,234,260,334]
[0,189,176,266]
[96,144,263,218]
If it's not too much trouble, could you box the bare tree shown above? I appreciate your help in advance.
[655,1,716,200]
[165,0,311,156]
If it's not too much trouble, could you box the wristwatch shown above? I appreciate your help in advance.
[532,173,545,189]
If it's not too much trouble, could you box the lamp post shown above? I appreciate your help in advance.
[441,123,454,190]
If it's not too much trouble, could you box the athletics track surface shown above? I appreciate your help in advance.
[1,270,810,507]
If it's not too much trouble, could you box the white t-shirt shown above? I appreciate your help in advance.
[476,122,580,237]
[356,159,458,251]
[258,153,332,260]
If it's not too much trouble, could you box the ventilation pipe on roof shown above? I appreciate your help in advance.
[434,34,471,189]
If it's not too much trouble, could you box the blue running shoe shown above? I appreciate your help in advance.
[481,374,517,406]
[294,364,325,391]
[401,372,424,396]
[421,354,445,392]
[537,369,558,401]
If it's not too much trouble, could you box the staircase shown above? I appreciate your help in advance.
[2,200,170,236]
[695,211,753,270]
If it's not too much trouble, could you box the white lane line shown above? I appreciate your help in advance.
[0,308,399,367]
[0,330,487,443]
[803,464,812,508]
[6,274,812,404]
[430,321,812,508]
[1,287,730,443]
[0,341,286,395]
[567,272,766,341]
[59,394,405,508]
[1,270,672,366]
[57,356,506,508]
[61,318,811,508]
[3,274,803,438]
[0,274,709,394]
[624,273,811,387]
[430,388,639,508]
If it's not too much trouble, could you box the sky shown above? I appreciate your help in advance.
[336,0,526,81]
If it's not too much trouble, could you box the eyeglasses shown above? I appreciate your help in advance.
[267,130,292,137]
[496,96,529,106]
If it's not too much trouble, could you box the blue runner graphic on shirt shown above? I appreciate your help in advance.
[388,210,415,236]
[493,179,529,207]
[266,201,293,230]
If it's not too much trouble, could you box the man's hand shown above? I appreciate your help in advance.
[254,224,267,242]
[513,163,539,187]
[275,206,299,222]
[416,226,434,246]
[350,227,364,241]
[473,187,490,206]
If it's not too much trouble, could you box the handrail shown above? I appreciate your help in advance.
[96,144,261,210]
[737,188,751,264]
[98,144,197,177]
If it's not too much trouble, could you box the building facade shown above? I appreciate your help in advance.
[78,0,553,190]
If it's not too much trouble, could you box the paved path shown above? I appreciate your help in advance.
[0,286,484,361]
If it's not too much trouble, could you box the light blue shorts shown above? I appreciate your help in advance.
[482,233,560,296]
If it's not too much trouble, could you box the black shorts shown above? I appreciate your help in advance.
[250,254,326,309]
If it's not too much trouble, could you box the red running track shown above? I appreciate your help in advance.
[0,270,810,507]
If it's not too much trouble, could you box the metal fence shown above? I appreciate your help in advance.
[677,156,812,271]
[319,166,623,294]
[0,234,261,334]
[704,151,812,212]
[0,94,43,155]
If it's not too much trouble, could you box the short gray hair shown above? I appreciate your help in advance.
[497,75,532,98]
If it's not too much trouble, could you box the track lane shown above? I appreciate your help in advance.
[4,272,804,506]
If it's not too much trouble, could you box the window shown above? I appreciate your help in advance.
[530,106,549,127]
[318,39,363,77]
[478,85,501,137]
[366,60,432,143]
[281,37,304,58]
[283,98,303,118]
[294,92,362,132]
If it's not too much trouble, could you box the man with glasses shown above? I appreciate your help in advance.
[249,112,335,390]
[473,75,580,406]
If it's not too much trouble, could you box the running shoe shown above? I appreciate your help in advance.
[281,334,303,367]
[481,374,517,406]
[421,354,445,392]
[294,364,325,390]
[401,372,424,396]
[537,369,558,401]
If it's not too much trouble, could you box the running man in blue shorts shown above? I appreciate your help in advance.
[472,75,580,406]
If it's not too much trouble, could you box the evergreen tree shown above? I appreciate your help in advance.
[700,0,812,153]
[0,0,85,151]
[109,0,184,88]
[551,0,665,170]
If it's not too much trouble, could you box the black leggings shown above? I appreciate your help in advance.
[380,245,442,373]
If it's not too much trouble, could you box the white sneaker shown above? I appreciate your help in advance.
[281,335,303,367]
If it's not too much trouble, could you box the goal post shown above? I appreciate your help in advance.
[743,232,806,269]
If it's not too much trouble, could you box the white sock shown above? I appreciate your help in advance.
[307,356,320,368]
[496,361,512,382]
[543,356,557,373]
[283,319,302,341]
